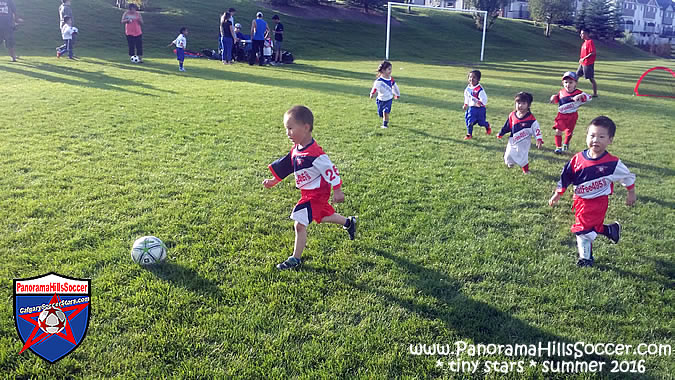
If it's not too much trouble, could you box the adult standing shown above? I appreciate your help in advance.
[121,3,143,62]
[0,0,17,62]
[576,29,598,97]
[228,7,236,25]
[249,11,268,66]
[220,12,237,64]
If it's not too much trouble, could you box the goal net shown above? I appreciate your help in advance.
[634,67,675,98]
[385,2,487,62]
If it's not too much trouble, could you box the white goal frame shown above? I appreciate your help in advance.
[386,2,488,62]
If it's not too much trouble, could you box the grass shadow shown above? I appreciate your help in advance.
[146,261,225,300]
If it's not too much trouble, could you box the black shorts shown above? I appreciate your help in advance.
[0,24,15,49]
[576,63,594,80]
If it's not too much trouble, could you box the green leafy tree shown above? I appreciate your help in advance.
[576,0,620,40]
[345,0,388,14]
[529,0,574,37]
[467,0,505,30]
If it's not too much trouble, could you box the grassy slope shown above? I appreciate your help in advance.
[1,0,673,378]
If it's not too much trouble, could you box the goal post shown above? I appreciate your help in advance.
[385,2,488,62]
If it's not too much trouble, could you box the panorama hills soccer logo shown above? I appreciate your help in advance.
[13,272,91,363]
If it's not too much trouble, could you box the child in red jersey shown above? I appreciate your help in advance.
[263,105,357,270]
[549,71,591,154]
[549,116,636,267]
[497,92,543,174]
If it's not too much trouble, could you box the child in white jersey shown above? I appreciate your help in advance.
[370,60,400,129]
[462,69,491,140]
[497,92,543,174]
[168,27,188,71]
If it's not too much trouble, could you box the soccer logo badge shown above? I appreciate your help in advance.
[14,273,91,363]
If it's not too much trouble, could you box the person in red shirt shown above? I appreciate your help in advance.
[576,29,598,97]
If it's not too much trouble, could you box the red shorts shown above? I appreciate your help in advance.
[553,112,579,132]
[290,196,335,226]
[571,196,608,234]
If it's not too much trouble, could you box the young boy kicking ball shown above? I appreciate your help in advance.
[264,105,357,270]
[549,116,636,267]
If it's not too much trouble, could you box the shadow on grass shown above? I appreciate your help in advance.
[301,247,644,378]
[3,59,176,96]
[146,262,224,300]
[636,195,675,209]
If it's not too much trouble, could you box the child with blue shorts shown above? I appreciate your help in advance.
[168,27,188,71]
[370,60,400,129]
[462,70,491,140]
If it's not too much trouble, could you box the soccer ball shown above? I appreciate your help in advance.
[130,55,140,63]
[131,236,167,265]
[38,307,67,334]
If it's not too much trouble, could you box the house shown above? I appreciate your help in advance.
[503,0,530,19]
[423,0,467,10]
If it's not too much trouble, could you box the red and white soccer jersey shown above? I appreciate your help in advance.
[556,150,635,234]
[268,139,342,225]
[552,89,591,115]
[371,76,400,101]
[498,111,543,167]
[464,84,488,108]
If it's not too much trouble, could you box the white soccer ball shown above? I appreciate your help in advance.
[130,55,140,63]
[38,307,67,334]
[131,236,167,265]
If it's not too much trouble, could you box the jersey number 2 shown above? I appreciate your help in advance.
[325,166,339,181]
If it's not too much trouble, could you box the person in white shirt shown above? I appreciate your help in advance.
[57,16,77,59]
[168,27,188,71]
[462,70,491,140]
[369,60,400,129]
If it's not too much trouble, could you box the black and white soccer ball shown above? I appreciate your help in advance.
[131,236,167,265]
[38,307,67,334]
[130,55,140,63]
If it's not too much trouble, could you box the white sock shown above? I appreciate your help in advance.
[576,231,597,259]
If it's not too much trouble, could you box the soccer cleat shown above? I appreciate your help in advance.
[576,258,594,267]
[179,67,185,72]
[554,147,563,154]
[276,256,301,270]
[464,135,473,140]
[562,144,569,152]
[486,125,492,135]
[56,51,61,58]
[381,125,388,129]
[606,222,621,244]
[344,216,357,240]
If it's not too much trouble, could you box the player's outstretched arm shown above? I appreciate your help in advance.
[626,188,636,206]
[332,188,345,204]
[549,192,562,207]
[262,178,280,188]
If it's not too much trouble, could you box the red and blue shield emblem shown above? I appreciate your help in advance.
[14,273,91,363]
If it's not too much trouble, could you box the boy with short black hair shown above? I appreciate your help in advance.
[263,105,357,270]
[57,16,77,59]
[462,69,491,140]
[168,27,188,71]
[549,116,636,267]
[271,14,283,65]
[497,92,543,174]
[549,71,591,154]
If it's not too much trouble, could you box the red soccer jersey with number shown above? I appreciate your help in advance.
[268,139,342,200]
[580,39,596,65]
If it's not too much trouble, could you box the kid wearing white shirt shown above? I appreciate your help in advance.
[370,60,400,129]
[168,27,188,71]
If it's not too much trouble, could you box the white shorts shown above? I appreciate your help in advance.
[504,138,531,168]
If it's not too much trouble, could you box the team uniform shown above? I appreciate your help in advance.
[172,33,186,70]
[463,83,490,135]
[371,76,400,118]
[498,111,543,169]
[555,150,635,261]
[551,88,591,134]
[268,139,342,226]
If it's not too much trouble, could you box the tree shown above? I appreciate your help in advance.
[345,0,388,14]
[529,0,574,37]
[576,0,620,40]
[467,0,505,30]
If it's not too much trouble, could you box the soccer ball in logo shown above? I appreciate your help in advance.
[130,55,140,63]
[38,307,67,334]
[131,236,167,265]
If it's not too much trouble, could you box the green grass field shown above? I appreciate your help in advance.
[1,0,673,378]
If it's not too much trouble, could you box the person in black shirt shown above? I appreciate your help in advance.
[272,14,283,65]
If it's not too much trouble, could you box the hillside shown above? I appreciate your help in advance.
[14,0,652,63]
